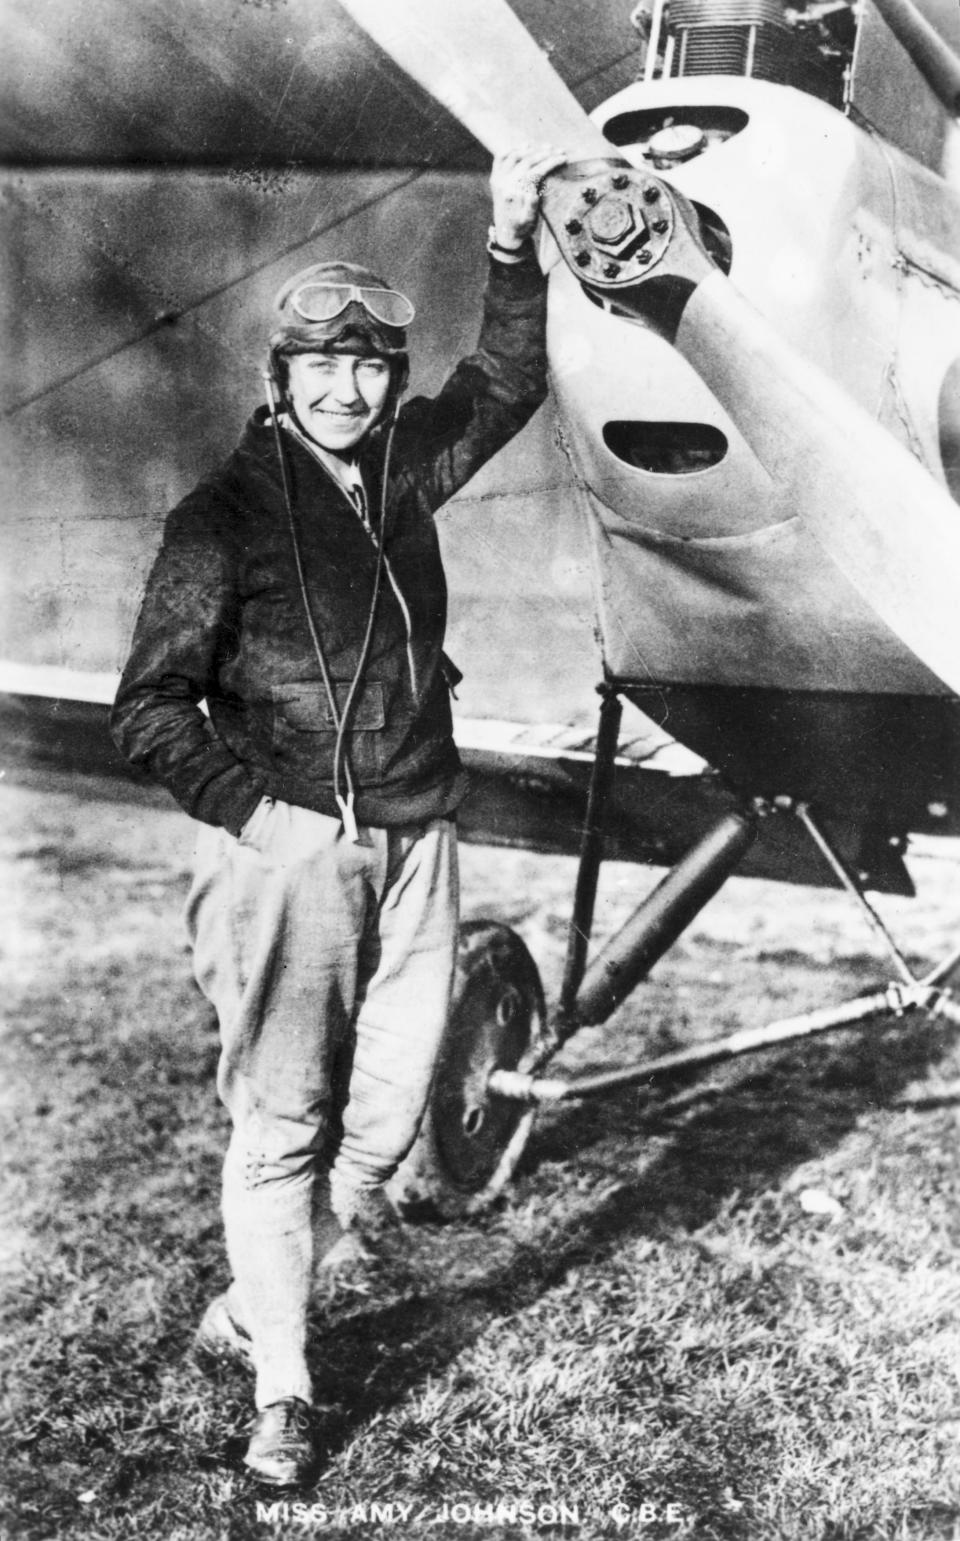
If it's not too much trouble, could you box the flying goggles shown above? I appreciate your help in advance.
[286,281,416,328]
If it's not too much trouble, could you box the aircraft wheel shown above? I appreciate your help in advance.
[388,920,548,1221]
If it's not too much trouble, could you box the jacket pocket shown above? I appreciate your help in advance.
[270,679,385,777]
[271,679,385,731]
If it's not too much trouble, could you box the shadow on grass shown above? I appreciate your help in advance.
[304,992,959,1454]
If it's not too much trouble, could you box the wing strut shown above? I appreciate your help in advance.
[488,793,960,1107]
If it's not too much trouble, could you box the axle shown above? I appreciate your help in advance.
[490,981,960,1106]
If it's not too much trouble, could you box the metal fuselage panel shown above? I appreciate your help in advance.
[549,77,960,700]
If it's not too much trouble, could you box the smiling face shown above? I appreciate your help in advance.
[285,351,392,453]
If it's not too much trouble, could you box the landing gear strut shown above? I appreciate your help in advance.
[393,686,960,1214]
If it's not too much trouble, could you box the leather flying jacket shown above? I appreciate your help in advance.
[110,252,549,834]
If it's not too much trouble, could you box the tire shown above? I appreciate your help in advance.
[388,920,549,1220]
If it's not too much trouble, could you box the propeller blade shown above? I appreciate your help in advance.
[678,270,960,694]
[333,0,612,159]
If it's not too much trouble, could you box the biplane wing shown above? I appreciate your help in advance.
[0,659,926,895]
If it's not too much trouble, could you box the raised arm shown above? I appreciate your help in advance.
[391,145,566,509]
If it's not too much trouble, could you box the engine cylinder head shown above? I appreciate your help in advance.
[667,0,796,83]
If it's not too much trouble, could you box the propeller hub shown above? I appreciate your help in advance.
[540,160,682,288]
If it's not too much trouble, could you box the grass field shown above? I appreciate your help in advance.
[3,782,960,1539]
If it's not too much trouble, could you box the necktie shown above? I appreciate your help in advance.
[350,478,370,531]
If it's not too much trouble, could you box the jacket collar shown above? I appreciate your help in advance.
[240,406,388,527]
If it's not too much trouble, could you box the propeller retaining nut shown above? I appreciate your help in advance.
[587,194,638,250]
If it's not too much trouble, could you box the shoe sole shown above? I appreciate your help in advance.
[243,1455,316,1487]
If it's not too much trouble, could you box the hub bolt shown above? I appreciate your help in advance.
[565,218,583,235]
[652,218,669,235]
[603,262,620,278]
[612,173,630,190]
[582,186,599,205]
[575,250,592,267]
[643,184,661,203]
[637,249,653,265]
